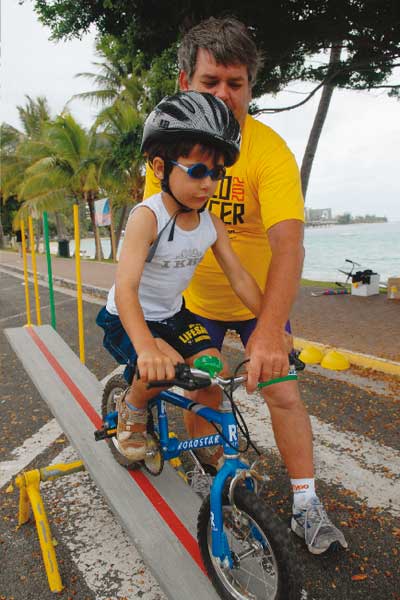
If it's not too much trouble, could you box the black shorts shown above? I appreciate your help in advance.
[96,305,216,382]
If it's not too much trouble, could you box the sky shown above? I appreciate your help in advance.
[2,1,400,220]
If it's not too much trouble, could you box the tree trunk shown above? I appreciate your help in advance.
[55,212,67,240]
[108,198,117,260]
[0,214,4,249]
[300,44,342,199]
[87,194,104,261]
[35,218,41,252]
[114,204,129,257]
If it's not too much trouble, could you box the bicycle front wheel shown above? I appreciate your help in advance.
[197,488,301,600]
[101,374,140,470]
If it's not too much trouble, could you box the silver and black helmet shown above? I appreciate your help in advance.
[141,91,241,166]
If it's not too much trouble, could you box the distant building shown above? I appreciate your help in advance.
[306,208,333,222]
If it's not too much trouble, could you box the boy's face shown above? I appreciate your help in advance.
[179,48,251,129]
[154,144,224,208]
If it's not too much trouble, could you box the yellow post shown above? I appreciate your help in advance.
[17,479,31,526]
[15,470,63,593]
[73,202,85,363]
[14,460,85,593]
[20,219,32,327]
[28,216,42,325]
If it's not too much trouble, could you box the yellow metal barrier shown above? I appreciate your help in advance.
[20,219,32,327]
[28,216,42,325]
[15,460,85,593]
[73,203,85,363]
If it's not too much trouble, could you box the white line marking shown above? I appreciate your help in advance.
[235,386,400,515]
[0,298,75,324]
[0,419,63,488]
[44,446,166,600]
[0,284,23,292]
[0,370,120,488]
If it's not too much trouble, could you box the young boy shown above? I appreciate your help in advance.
[97,91,262,462]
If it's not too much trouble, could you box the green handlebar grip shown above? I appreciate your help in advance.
[258,374,298,388]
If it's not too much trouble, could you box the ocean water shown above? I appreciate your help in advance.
[64,221,400,284]
[302,221,400,283]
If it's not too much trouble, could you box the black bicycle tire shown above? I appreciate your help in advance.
[197,487,301,600]
[101,374,141,470]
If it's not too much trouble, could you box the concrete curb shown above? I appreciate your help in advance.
[294,336,400,377]
[1,263,108,299]
[3,262,399,377]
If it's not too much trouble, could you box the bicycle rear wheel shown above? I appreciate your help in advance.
[197,488,301,600]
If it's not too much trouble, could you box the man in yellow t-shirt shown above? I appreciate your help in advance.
[144,17,347,555]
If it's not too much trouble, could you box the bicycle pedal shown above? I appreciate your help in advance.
[94,427,116,441]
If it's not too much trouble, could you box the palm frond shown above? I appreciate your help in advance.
[14,189,70,224]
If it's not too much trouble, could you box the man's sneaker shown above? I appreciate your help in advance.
[116,392,147,461]
[291,497,348,555]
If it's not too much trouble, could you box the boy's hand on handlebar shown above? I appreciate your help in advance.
[245,329,291,393]
[137,349,177,383]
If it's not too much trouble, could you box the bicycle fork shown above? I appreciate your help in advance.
[209,404,255,568]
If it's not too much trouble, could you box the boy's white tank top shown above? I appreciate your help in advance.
[106,193,217,320]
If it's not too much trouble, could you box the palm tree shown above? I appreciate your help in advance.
[0,96,69,246]
[96,101,145,257]
[70,41,147,109]
[68,45,176,258]
[18,113,107,260]
[0,123,24,247]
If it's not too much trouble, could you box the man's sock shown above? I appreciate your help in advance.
[291,478,316,511]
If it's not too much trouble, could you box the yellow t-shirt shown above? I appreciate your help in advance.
[143,114,304,321]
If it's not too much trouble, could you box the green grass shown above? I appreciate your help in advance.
[301,278,343,288]
[301,278,387,294]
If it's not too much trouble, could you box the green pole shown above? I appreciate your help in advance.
[42,212,56,329]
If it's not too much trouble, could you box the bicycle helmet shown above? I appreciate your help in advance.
[141,91,241,167]
[142,92,241,262]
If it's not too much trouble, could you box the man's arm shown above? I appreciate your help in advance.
[210,214,263,317]
[246,219,304,391]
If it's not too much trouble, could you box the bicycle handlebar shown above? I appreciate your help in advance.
[147,354,304,391]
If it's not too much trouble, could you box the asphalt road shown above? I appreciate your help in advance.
[0,268,399,600]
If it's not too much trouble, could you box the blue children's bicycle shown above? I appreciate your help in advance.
[95,355,303,600]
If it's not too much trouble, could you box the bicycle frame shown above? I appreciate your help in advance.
[105,387,253,565]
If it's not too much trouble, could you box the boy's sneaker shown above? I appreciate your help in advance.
[291,496,348,555]
[116,393,147,461]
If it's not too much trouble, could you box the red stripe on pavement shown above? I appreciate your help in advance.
[28,328,102,430]
[27,327,206,574]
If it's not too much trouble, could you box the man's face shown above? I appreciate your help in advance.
[179,48,251,129]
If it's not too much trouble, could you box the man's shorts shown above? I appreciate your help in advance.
[190,314,292,351]
[96,305,216,383]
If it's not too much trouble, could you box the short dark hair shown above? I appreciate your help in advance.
[178,17,263,87]
[145,137,225,167]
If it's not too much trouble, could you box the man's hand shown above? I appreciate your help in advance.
[245,328,292,392]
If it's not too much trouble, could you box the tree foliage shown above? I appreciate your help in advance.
[31,0,400,98]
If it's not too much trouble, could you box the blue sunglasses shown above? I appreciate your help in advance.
[170,161,226,181]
